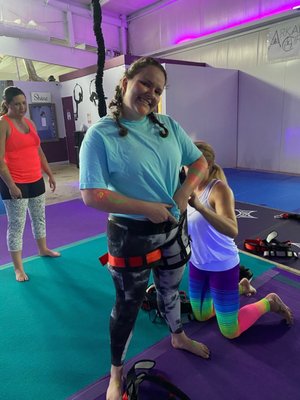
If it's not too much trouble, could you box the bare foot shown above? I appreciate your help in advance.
[266,293,294,326]
[171,331,210,359]
[39,249,61,257]
[106,366,123,400]
[15,268,29,282]
[239,278,257,297]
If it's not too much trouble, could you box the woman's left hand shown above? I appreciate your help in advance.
[48,175,56,192]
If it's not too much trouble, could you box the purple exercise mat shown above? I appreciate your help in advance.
[69,270,300,400]
[0,199,108,265]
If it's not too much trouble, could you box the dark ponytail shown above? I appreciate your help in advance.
[0,102,8,116]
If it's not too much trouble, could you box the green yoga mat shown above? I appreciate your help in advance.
[0,236,274,400]
[0,235,170,400]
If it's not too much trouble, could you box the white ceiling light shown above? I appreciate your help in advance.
[27,20,38,27]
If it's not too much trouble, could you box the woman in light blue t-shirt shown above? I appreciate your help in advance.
[79,57,209,400]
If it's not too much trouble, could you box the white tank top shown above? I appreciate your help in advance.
[187,179,239,271]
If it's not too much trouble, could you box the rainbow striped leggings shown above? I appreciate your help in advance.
[189,262,270,338]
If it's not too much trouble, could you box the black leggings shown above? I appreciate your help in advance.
[109,264,185,366]
[107,215,190,366]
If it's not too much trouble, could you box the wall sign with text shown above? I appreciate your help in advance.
[267,18,300,61]
[31,92,52,103]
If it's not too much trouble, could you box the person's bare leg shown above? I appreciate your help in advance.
[239,278,257,297]
[106,365,123,400]
[36,237,61,257]
[11,250,29,282]
[171,331,210,359]
[266,293,294,326]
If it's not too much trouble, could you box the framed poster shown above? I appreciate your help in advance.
[29,103,59,142]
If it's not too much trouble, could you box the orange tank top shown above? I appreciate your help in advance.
[3,115,42,183]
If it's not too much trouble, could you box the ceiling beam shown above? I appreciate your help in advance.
[0,36,97,68]
[44,0,123,27]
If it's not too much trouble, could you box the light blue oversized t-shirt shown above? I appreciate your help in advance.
[79,114,202,220]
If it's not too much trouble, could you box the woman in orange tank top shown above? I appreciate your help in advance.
[0,86,60,282]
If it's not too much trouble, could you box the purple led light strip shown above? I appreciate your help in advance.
[175,4,300,44]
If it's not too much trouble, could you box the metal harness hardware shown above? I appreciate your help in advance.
[274,212,300,220]
[122,359,190,400]
[244,231,298,258]
[141,284,194,323]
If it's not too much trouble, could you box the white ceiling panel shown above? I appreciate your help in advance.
[0,0,161,81]
[68,0,160,16]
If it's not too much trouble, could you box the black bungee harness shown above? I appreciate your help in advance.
[122,359,190,400]
[244,230,298,258]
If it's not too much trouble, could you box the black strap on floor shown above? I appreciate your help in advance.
[124,359,190,400]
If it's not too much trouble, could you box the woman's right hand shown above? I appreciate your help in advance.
[144,202,177,224]
[188,192,204,213]
[9,185,22,199]
[188,192,198,208]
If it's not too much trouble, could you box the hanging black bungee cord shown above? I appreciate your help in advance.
[92,0,107,118]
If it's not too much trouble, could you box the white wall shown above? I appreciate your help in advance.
[162,63,238,167]
[59,60,239,168]
[238,60,300,174]
[127,1,300,174]
[128,0,298,58]
[13,58,298,173]
[60,65,126,131]
[5,0,298,173]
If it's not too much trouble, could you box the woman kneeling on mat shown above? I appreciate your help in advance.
[79,57,210,400]
[187,141,293,339]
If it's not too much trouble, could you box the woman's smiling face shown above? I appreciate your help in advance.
[121,65,166,120]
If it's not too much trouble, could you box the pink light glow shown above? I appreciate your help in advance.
[175,4,299,45]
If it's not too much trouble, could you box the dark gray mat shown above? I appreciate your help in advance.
[235,201,300,271]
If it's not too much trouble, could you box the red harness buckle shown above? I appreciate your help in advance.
[99,249,162,268]
[244,239,267,253]
[244,231,298,258]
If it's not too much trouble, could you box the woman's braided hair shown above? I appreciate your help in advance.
[108,57,169,137]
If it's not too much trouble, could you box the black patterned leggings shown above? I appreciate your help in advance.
[108,264,185,366]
